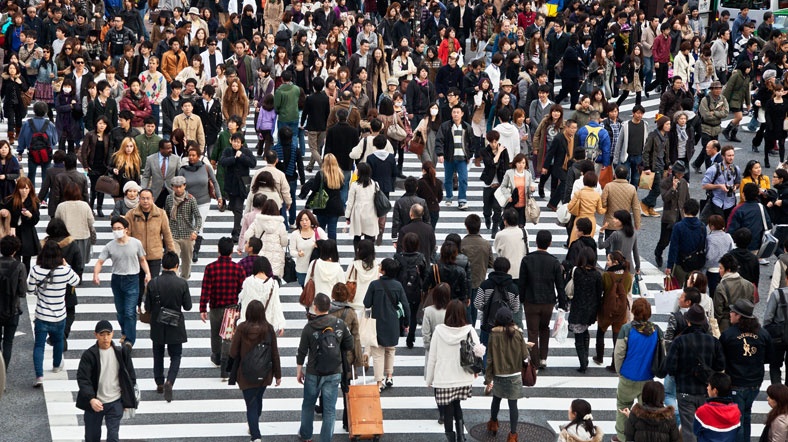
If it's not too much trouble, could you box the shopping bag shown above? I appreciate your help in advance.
[359,309,378,349]
[656,289,683,315]
[556,203,571,225]
[550,309,568,344]
[218,305,241,340]
[639,173,654,190]
[664,275,680,291]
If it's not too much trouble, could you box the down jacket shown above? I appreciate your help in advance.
[243,214,288,277]
[624,404,682,442]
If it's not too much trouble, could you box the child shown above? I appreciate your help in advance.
[558,399,604,442]
[256,94,277,157]
[237,237,262,277]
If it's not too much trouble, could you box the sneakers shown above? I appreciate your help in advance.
[458,202,468,210]
[759,258,770,265]
[53,360,64,373]
[539,359,547,369]
[40,200,48,209]
[385,377,393,387]
[444,200,453,207]
[33,377,43,388]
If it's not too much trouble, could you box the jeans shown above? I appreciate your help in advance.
[316,214,338,240]
[678,392,707,442]
[243,386,267,440]
[111,274,139,346]
[340,170,352,206]
[627,154,643,186]
[84,398,123,442]
[299,372,341,442]
[27,161,51,189]
[152,343,183,386]
[732,386,760,442]
[287,179,297,224]
[34,318,65,377]
[663,375,681,427]
[641,171,663,208]
[443,159,468,203]
[0,311,19,369]
[643,56,654,89]
[297,272,307,287]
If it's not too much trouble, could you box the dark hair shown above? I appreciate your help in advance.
[318,239,339,262]
[111,216,129,229]
[252,256,273,278]
[708,372,732,396]
[687,271,708,294]
[62,182,82,202]
[161,250,179,270]
[576,245,597,268]
[607,250,630,272]
[614,165,628,179]
[64,152,78,170]
[439,241,458,265]
[464,214,481,234]
[575,217,592,235]
[218,237,235,256]
[0,235,21,257]
[245,299,269,324]
[582,171,598,187]
[355,239,376,271]
[536,230,552,249]
[493,257,510,273]
[719,253,740,273]
[707,214,726,231]
[332,282,350,302]
[380,257,399,276]
[568,399,596,436]
[252,193,268,211]
[640,381,666,408]
[742,182,760,202]
[431,282,451,310]
[731,228,752,249]
[402,232,420,253]
[444,299,468,327]
[510,153,528,169]
[246,237,263,254]
[683,286,702,305]
[614,210,634,238]
[36,240,63,269]
[765,384,788,428]
[683,198,700,216]
[503,208,519,227]
[251,171,276,193]
[261,199,280,216]
[355,162,372,187]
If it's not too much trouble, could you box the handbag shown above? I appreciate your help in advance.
[556,203,571,225]
[359,309,378,348]
[21,88,34,107]
[494,185,510,208]
[373,182,392,217]
[564,267,577,300]
[417,264,440,325]
[599,165,613,188]
[409,132,425,156]
[651,331,666,375]
[204,165,217,200]
[459,331,483,374]
[386,117,407,141]
[306,175,329,210]
[664,275,681,291]
[525,193,540,224]
[96,174,120,196]
[218,304,241,340]
[346,265,358,302]
[638,172,654,190]
[299,261,318,307]
[758,204,778,259]
[283,247,297,283]
[521,358,537,386]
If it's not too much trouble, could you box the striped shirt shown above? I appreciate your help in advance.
[27,265,81,322]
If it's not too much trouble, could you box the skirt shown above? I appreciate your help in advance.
[620,72,642,92]
[492,374,523,400]
[434,385,473,406]
[34,81,54,103]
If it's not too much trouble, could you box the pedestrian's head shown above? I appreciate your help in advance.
[721,145,735,165]
[631,297,652,322]
[0,235,21,257]
[567,399,595,435]
[719,253,740,276]
[218,237,234,257]
[502,208,518,227]
[444,299,467,327]
[574,217,592,237]
[252,256,273,278]
[640,381,666,408]
[313,293,331,314]
[439,241,458,265]
[707,372,732,398]
[679,287,701,309]
[94,320,114,349]
[161,250,179,271]
[686,271,708,294]
[464,214,481,235]
[731,228,752,250]
[33,101,48,117]
[493,305,514,329]
[742,182,760,202]
[36,240,63,270]
[682,198,699,217]
[331,282,350,302]
[409,203,424,221]
[380,257,399,277]
[492,257,510,274]
[245,299,269,324]
[318,239,339,262]
[536,230,552,250]
[614,165,628,180]
[766,384,788,417]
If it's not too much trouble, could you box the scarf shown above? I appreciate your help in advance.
[124,196,139,210]
[170,191,187,220]
[631,320,655,336]
[677,124,688,142]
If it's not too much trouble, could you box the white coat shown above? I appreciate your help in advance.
[244,214,288,277]
[345,181,379,237]
[237,275,286,332]
[425,324,480,388]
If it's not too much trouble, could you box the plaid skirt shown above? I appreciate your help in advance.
[434,385,473,406]
[34,82,54,103]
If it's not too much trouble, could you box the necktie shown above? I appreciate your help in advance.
[161,156,167,178]
[209,53,216,77]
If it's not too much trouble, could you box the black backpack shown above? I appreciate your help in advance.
[275,28,293,55]
[241,332,273,383]
[397,254,423,304]
[481,284,510,333]
[28,119,52,165]
[314,320,343,376]
[0,262,22,325]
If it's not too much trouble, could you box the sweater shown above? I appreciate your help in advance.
[28,264,81,322]
[425,324,479,388]
[493,226,529,279]
[54,200,95,240]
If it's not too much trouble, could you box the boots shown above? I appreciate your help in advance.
[486,419,499,436]
[594,336,605,366]
[193,235,203,263]
[722,124,733,141]
[507,433,518,442]
[729,125,742,142]
[575,333,589,373]
[455,419,465,442]
[445,432,456,441]
[7,130,14,145]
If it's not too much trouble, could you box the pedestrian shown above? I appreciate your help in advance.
[640,116,671,218]
[568,246,603,373]
[0,236,27,371]
[765,272,788,385]
[143,251,191,402]
[394,232,428,348]
[178,146,221,262]
[426,299,481,442]
[483,307,531,442]
[238,256,286,334]
[416,161,443,230]
[666,199,706,285]
[714,254,756,332]
[229,299,282,442]
[474,257,520,359]
[298,153,344,240]
[219,132,256,243]
[435,104,473,210]
[395,203,437,261]
[761,384,788,442]
[243,199,288,277]
[53,182,94,267]
[558,399,604,442]
[326,282,363,430]
[598,210,640,276]
[164,176,201,279]
[345,162,379,248]
[125,188,175,302]
[288,209,326,287]
[461,214,494,326]
[345,239,379,312]
[595,251,633,371]
[700,145,741,222]
[76,320,137,442]
[425,241,469,306]
[422,282,451,423]
[493,208,527,288]
[654,161,690,268]
[305,239,346,298]
[620,381,681,442]
[693,373,741,442]
[2,176,41,273]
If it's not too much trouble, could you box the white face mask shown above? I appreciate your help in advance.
[395,101,403,107]
[113,229,125,240]
[62,87,72,94]
[430,108,439,116]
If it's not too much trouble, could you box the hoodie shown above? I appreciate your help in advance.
[425,324,480,388]
[296,313,354,376]
[693,398,741,442]
[493,122,522,153]
[306,259,347,299]
[244,214,288,277]
[237,275,285,332]
[474,272,521,330]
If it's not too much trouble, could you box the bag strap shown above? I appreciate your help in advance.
[380,279,397,308]
[433,263,441,284]
[265,282,274,311]
[348,264,356,281]
[759,203,768,232]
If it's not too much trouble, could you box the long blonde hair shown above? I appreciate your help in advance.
[112,137,141,178]
[321,153,344,190]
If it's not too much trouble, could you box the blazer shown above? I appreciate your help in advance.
[193,98,223,146]
[141,153,181,202]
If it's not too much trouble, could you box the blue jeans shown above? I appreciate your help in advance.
[443,159,468,203]
[111,274,139,345]
[84,398,123,442]
[297,272,307,287]
[732,386,760,442]
[151,104,160,134]
[299,372,341,442]
[627,155,643,186]
[27,161,51,190]
[663,375,681,427]
[340,170,352,206]
[316,214,338,240]
[243,386,268,440]
[643,56,654,90]
[34,318,65,377]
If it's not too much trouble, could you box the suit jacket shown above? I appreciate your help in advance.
[50,169,90,217]
[194,99,223,146]
[65,69,95,103]
[449,6,475,39]
[543,132,580,179]
[141,153,181,201]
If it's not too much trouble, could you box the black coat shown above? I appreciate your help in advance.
[559,44,584,79]
[325,122,360,172]
[543,132,580,179]
[219,146,257,197]
[2,196,40,257]
[519,250,567,309]
[367,152,397,195]
[425,261,469,302]
[299,171,344,218]
[144,270,192,345]
[405,79,437,117]
[393,251,429,303]
[480,144,510,185]
[435,120,473,161]
[76,342,137,410]
[396,220,436,262]
[85,97,118,132]
[391,193,430,238]
[567,266,603,326]
[301,91,331,132]
[194,99,223,146]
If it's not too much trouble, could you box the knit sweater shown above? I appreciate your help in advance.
[54,200,94,240]
[601,179,642,229]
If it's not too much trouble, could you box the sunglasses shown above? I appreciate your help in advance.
[75,61,84,64]
[64,47,72,50]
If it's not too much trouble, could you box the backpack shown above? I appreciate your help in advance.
[275,28,293,55]
[314,320,343,376]
[28,119,53,165]
[398,255,423,304]
[481,284,510,333]
[0,263,21,325]
[583,125,602,161]
[241,332,273,383]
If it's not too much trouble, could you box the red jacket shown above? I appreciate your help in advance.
[653,34,672,63]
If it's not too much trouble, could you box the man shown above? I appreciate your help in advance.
[274,70,302,137]
[65,55,94,105]
[733,23,756,62]
[48,152,90,214]
[172,99,205,150]
[104,16,137,62]
[731,8,751,45]
[109,111,141,155]
[701,145,741,221]
[17,101,59,186]
[475,3,496,55]
[659,76,694,121]
[392,177,430,242]
[462,214,493,325]
[694,139,723,176]
[764,272,788,385]
[227,40,254,95]
[699,81,730,153]
[663,304,726,442]
[199,237,246,379]
[219,133,256,242]
[135,118,162,171]
[435,105,473,210]
[646,23,672,94]
[237,237,262,277]
[719,299,772,441]
[324,109,359,204]
[356,20,379,51]
[614,105,648,185]
[729,183,772,257]
[37,150,66,210]
[423,6,448,44]
[689,7,706,42]
[715,254,756,333]
[301,78,330,173]
[730,229,760,287]
[654,161,690,267]
[665,199,706,285]
[395,204,436,261]
[665,287,707,350]
[141,140,180,208]
[347,39,371,82]
[194,85,223,157]
[0,236,27,371]
[271,127,305,227]
[527,84,554,135]
[76,320,137,442]
[349,79,371,119]
[297,292,354,442]
[201,37,224,78]
[161,38,188,84]
[86,81,119,132]
[494,208,528,288]
[542,119,580,211]
[546,20,570,84]
[577,110,612,174]
[641,16,660,91]
[125,185,175,287]
[164,177,202,279]
[435,53,463,98]
[448,0,474,44]
[160,80,182,140]
[462,60,483,102]
[350,118,394,164]
[693,373,741,442]
[601,165,642,238]
[439,88,463,123]
[519,230,567,368]
[525,14,545,40]
[712,29,731,83]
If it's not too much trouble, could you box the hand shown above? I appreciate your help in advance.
[235,150,242,158]
[190,232,198,240]
[541,168,548,176]
[768,201,774,208]
[144,273,151,284]
[655,62,660,69]
[665,268,672,276]
[0,175,4,180]
[756,100,762,107]
[93,273,100,285]
[296,367,305,384]
[298,249,304,257]
[392,241,397,249]
[507,197,512,203]
[623,77,628,84]
[619,407,630,417]
[485,384,493,394]
[275,377,282,386]
[600,222,609,230]
[278,328,285,336]
[90,398,104,412]
[473,157,482,167]
[200,312,208,323]
[643,170,652,175]
[673,178,679,189]
[777,200,783,207]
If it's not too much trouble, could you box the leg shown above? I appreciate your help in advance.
[407,301,419,346]
[765,133,776,167]
[536,303,553,362]
[153,343,165,386]
[243,386,266,440]
[443,398,456,435]
[663,375,681,427]
[318,373,341,442]
[641,171,663,208]
[0,313,19,368]
[643,56,654,88]
[615,378,645,441]
[209,307,226,365]
[33,319,48,378]
[50,319,65,370]
[574,330,589,372]
[508,399,519,434]
[595,321,608,363]
[456,160,468,204]
[370,345,385,386]
[655,222,673,265]
[628,155,642,186]
[121,274,139,346]
[770,343,788,384]
[678,393,703,442]
[111,276,126,339]
[288,179,297,225]
[176,239,193,279]
[229,195,244,241]
[732,387,758,442]
[443,160,456,202]
[102,399,124,442]
[384,346,396,380]
[83,407,105,442]
[615,90,629,106]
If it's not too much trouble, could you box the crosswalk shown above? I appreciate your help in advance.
[16,89,776,441]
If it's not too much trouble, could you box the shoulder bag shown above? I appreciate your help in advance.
[564,267,577,300]
[204,165,217,200]
[96,174,120,196]
[144,279,182,327]
[460,330,483,374]
[299,260,318,308]
[521,357,537,386]
[374,182,392,217]
[306,174,329,210]
[346,265,358,302]
[525,192,540,224]
[409,132,425,156]
[283,246,298,284]
[758,204,778,259]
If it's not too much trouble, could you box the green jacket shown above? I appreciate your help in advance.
[484,326,530,385]
[135,133,162,170]
[273,83,301,123]
[722,70,751,109]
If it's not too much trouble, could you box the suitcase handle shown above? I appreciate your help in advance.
[351,363,368,386]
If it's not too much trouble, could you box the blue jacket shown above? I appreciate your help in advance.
[667,216,705,270]
[17,117,59,156]
[577,121,612,167]
[728,201,771,251]
[617,322,660,382]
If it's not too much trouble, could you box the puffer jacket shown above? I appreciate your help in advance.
[124,205,175,261]
[484,325,529,385]
[243,214,288,277]
[567,266,603,326]
[237,275,285,332]
[624,403,682,442]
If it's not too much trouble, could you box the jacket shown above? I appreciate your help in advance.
[243,214,288,277]
[50,169,90,216]
[301,91,330,132]
[720,323,772,388]
[614,119,649,163]
[474,271,520,322]
[663,325,726,395]
[76,342,137,410]
[345,181,379,238]
[494,226,529,279]
[559,45,584,80]
[273,82,301,123]
[693,398,741,442]
[118,92,152,128]
[728,201,771,251]
[568,266,603,326]
[144,270,192,345]
[667,216,706,271]
[299,171,345,218]
[699,94,730,137]
[367,151,397,195]
[363,277,410,347]
[667,119,696,165]
[642,130,670,172]
[614,321,661,381]
[85,97,118,132]
[417,176,444,214]
[219,147,256,197]
[659,173,690,225]
[461,234,493,289]
[543,132,580,177]
[722,69,751,109]
[659,88,694,120]
[391,193,430,240]
[193,99,223,146]
[435,120,474,161]
[140,153,181,202]
[161,49,188,82]
[425,324,479,387]
[484,326,529,385]
[714,272,756,332]
[730,247,760,286]
[519,250,567,308]
[396,220,436,261]
[625,404,682,442]
[296,312,353,376]
[325,122,360,171]
[328,301,363,368]
[238,275,285,332]
[124,205,175,261]
[229,321,282,389]
[602,179,642,229]
[0,256,28,317]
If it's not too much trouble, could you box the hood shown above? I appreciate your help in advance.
[309,313,340,330]
[253,214,284,232]
[488,271,513,287]
[631,403,676,420]
[245,275,277,292]
[435,324,473,345]
[494,122,519,137]
[329,301,352,313]
[371,150,390,161]
[683,217,704,231]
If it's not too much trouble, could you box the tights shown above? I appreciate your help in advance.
[443,399,463,434]
[490,396,519,434]
[616,91,642,107]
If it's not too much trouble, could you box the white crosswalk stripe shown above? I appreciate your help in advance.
[13,93,774,441]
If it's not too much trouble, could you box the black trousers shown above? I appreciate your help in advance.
[655,222,673,257]
[554,77,581,108]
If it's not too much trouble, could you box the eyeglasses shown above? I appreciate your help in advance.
[75,61,84,64]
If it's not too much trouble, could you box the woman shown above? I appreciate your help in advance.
[222,78,250,126]
[437,29,461,65]
[109,137,142,200]
[422,282,450,381]
[617,43,644,107]
[28,240,81,387]
[244,199,288,278]
[567,172,606,244]
[345,239,379,312]
[740,159,771,203]
[369,47,390,101]
[186,28,208,61]
[1,62,31,142]
[673,41,694,85]
[484,308,531,442]
[526,30,547,68]
[694,46,717,109]
[588,88,607,115]
[287,50,311,92]
[641,116,672,216]
[0,140,20,201]
[139,56,166,126]
[405,65,436,129]
[178,146,221,254]
[54,78,83,153]
[288,210,326,287]
[245,171,283,212]
[299,154,344,239]
[593,250,632,370]
[417,161,443,230]
[379,95,410,177]
[487,93,516,132]
[598,210,641,274]
[238,256,286,334]
[2,177,40,271]
[425,299,480,441]
[722,60,752,143]
[668,111,695,168]
[175,55,210,91]
[305,239,346,298]
[119,78,153,129]
[345,162,379,247]
[567,247,603,373]
[111,181,141,218]
[763,83,788,167]
[54,183,95,266]
[425,241,469,304]
[533,105,565,195]
[481,131,510,236]
[31,46,57,111]
[587,48,615,100]
[622,381,681,442]
[414,102,441,164]
[229,299,282,442]
[392,46,417,81]
[499,153,536,227]
[761,384,788,441]
[471,78,495,154]
[559,399,604,442]
[272,47,290,86]
[212,116,245,203]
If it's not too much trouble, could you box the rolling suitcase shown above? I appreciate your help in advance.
[346,366,384,441]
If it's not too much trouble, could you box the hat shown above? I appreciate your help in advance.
[171,176,187,187]
[95,320,113,333]
[165,26,175,33]
[123,181,142,194]
[188,7,200,15]
[764,69,778,81]
[621,23,631,32]
[656,115,670,129]
[709,80,723,89]
[606,32,616,40]
[685,304,707,325]
[494,306,514,326]
[449,52,459,59]
[671,160,687,175]
[730,299,755,319]
[500,79,514,87]
[386,77,398,86]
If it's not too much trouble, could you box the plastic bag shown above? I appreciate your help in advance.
[551,309,568,344]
